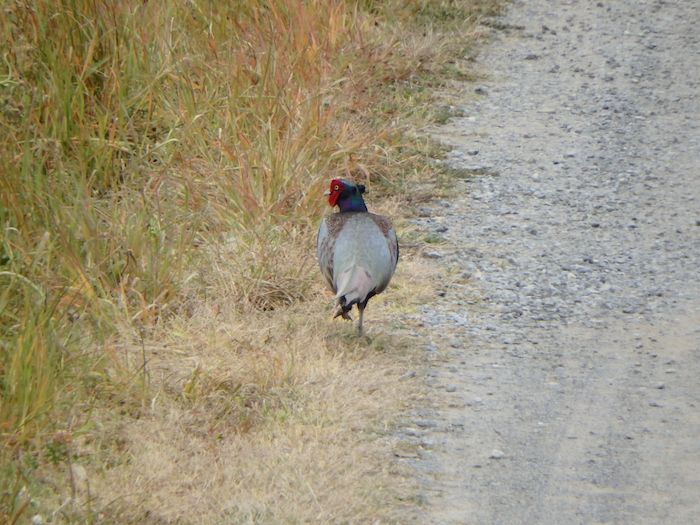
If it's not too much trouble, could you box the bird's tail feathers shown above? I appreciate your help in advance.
[335,265,374,308]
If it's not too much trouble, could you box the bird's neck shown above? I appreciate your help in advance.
[337,194,368,212]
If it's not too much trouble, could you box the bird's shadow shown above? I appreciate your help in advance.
[322,323,413,358]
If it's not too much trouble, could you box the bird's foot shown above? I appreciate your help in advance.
[333,306,353,321]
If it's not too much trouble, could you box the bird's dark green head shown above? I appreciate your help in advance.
[326,178,368,212]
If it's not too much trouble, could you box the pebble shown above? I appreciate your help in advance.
[446,384,458,392]
[489,449,505,459]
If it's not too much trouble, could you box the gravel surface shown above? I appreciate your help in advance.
[405,0,700,523]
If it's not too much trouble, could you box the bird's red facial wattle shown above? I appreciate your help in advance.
[327,179,344,207]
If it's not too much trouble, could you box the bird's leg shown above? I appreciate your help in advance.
[357,303,365,336]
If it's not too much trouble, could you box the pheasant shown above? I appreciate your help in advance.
[317,179,399,335]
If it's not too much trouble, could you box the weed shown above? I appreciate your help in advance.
[1,0,504,521]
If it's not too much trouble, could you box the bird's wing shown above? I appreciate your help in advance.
[387,225,399,269]
[370,213,399,268]
[316,215,341,292]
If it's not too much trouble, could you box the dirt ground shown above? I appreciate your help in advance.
[406,0,700,523]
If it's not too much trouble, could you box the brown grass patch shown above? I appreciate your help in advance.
[1,0,504,522]
[33,255,437,523]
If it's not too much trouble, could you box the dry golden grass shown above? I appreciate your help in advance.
[29,252,438,524]
[1,0,504,522]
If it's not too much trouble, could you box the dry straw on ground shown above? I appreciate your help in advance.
[1,0,501,522]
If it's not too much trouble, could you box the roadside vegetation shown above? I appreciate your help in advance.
[1,0,502,522]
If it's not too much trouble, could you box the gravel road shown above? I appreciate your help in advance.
[407,0,700,523]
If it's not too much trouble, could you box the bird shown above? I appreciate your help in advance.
[316,178,399,336]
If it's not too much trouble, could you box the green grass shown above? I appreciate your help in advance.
[1,0,503,521]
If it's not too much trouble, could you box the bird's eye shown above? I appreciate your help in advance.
[333,185,339,191]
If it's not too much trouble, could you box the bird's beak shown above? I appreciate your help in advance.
[323,190,330,196]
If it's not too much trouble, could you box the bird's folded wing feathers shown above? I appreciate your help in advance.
[369,214,399,268]
[316,217,337,291]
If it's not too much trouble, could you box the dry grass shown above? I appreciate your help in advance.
[25,252,438,524]
[1,0,503,522]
